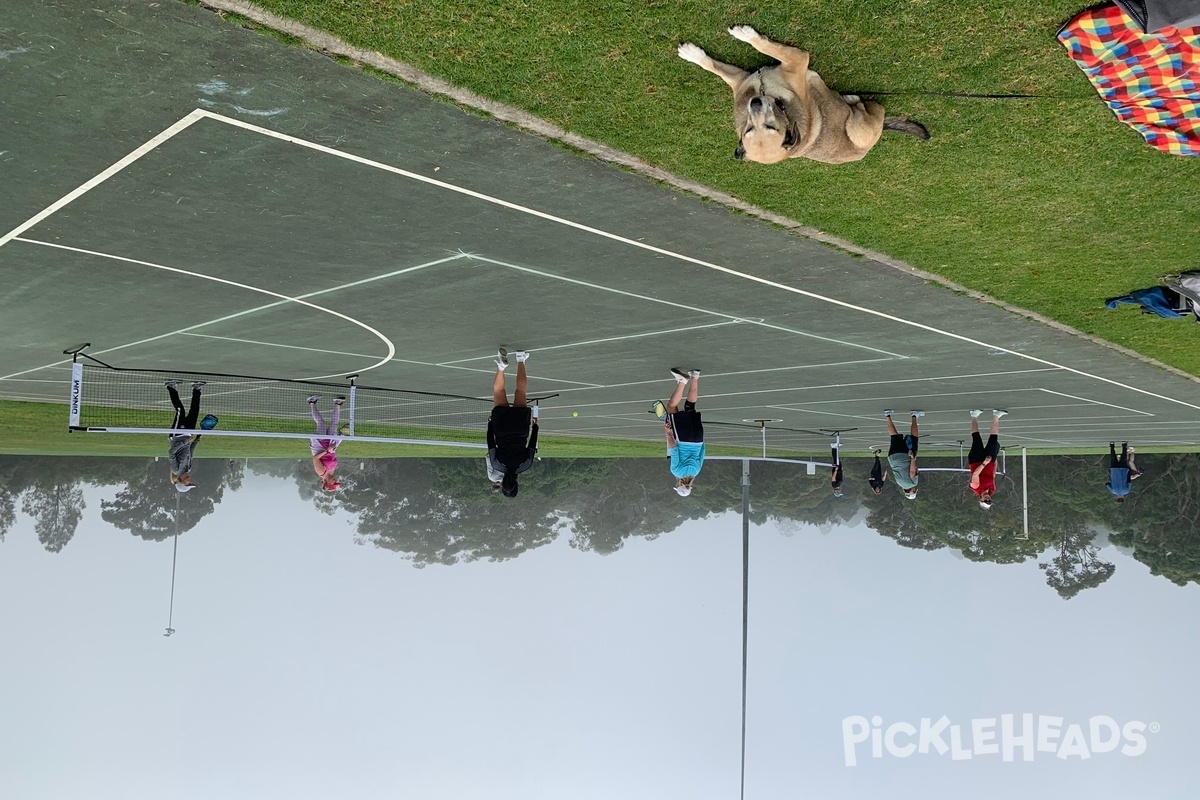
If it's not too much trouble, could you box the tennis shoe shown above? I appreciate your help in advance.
[671,368,689,383]
[910,410,925,418]
[970,409,983,418]
[689,369,701,379]
[334,396,346,405]
[993,409,1008,418]
[164,380,183,388]
[496,347,509,365]
[307,395,321,404]
[883,409,895,417]
[191,381,207,390]
[515,350,529,363]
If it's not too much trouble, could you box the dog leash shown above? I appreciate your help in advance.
[856,89,1093,100]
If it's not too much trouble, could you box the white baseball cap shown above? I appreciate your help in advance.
[675,484,692,497]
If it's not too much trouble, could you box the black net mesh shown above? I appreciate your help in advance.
[75,362,491,444]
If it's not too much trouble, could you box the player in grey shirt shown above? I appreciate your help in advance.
[884,409,924,500]
[166,380,206,493]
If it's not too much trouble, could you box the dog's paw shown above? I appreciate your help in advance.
[677,42,707,64]
[728,25,759,42]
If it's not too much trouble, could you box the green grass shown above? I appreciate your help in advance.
[234,0,1200,375]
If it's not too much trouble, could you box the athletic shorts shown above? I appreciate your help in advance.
[669,408,704,443]
[889,433,917,457]
[491,405,532,445]
[969,432,1000,462]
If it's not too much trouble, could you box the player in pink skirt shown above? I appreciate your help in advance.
[308,394,346,491]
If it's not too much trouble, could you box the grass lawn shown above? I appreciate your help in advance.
[223,0,1200,376]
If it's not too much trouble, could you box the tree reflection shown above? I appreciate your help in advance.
[0,451,1198,597]
[100,458,243,541]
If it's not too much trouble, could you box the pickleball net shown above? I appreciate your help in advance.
[64,347,491,449]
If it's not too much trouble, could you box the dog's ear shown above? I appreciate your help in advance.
[734,143,746,161]
[782,126,800,151]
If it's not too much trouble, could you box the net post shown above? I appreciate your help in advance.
[68,361,83,429]
[62,343,90,430]
[346,374,358,436]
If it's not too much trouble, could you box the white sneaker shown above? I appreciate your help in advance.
[993,409,1009,418]
[689,369,701,379]
[969,409,983,418]
[496,347,509,365]
[515,350,529,363]
[671,368,689,384]
[334,396,346,405]
[495,359,508,371]
[883,409,895,417]
[307,395,321,404]
[910,410,925,418]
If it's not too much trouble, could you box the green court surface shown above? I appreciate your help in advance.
[3,2,1200,455]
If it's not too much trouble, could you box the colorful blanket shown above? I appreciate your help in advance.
[1058,4,1200,155]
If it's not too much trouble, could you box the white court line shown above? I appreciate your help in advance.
[765,387,1153,416]
[0,109,208,247]
[190,252,469,319]
[1035,388,1151,416]
[469,255,908,358]
[178,333,604,387]
[179,332,393,361]
[542,366,1062,398]
[4,238,395,381]
[437,321,745,364]
[0,248,464,382]
[190,109,1200,412]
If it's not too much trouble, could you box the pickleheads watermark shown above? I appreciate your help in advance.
[842,715,1157,767]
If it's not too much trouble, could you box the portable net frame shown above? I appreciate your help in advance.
[703,420,835,458]
[64,347,491,449]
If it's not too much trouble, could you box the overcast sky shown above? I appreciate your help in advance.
[1,470,1197,800]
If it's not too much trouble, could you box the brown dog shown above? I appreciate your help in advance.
[678,25,929,164]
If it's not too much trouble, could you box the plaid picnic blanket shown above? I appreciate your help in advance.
[1058,4,1200,155]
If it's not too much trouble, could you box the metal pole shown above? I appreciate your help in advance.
[165,493,179,637]
[1021,447,1029,540]
[740,458,750,800]
[346,374,358,436]
[760,421,767,459]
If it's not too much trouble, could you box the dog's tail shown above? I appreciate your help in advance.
[883,117,931,140]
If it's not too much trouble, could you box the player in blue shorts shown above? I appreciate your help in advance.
[664,368,704,496]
